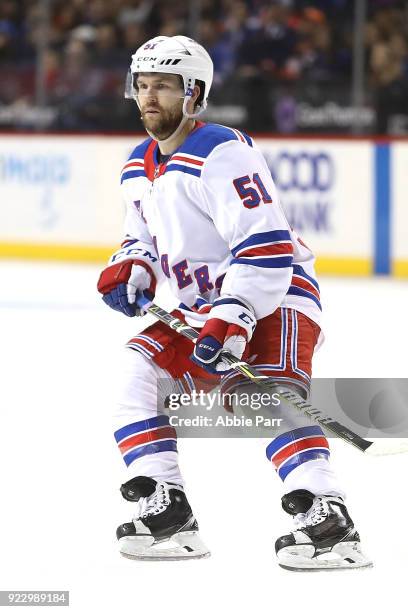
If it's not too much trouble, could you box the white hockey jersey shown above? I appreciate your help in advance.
[115,122,322,331]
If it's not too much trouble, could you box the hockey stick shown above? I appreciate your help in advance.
[136,293,408,457]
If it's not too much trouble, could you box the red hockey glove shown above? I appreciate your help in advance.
[97,259,156,317]
[191,295,256,373]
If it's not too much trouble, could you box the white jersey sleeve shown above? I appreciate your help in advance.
[200,140,293,320]
[106,165,162,282]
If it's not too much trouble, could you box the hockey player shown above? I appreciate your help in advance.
[97,35,372,570]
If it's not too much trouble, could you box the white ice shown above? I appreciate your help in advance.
[0,261,407,612]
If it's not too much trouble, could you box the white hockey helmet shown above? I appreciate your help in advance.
[125,35,213,118]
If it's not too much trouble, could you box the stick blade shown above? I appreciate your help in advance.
[364,438,408,457]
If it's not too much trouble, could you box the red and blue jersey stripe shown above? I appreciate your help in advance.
[114,415,177,467]
[120,134,153,183]
[287,264,322,310]
[120,124,254,184]
[266,425,330,481]
[176,123,253,158]
[166,154,205,178]
[231,230,294,268]
[120,158,146,183]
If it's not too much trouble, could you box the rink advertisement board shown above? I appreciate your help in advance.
[0,134,406,276]
[257,139,373,275]
[0,135,134,262]
[392,142,408,277]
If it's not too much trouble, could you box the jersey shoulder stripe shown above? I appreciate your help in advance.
[120,137,152,183]
[120,166,146,183]
[179,122,253,160]
[166,164,202,178]
[128,137,153,162]
[229,126,253,147]
[166,153,205,178]
[120,124,254,183]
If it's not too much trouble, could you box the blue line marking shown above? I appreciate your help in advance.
[374,144,391,274]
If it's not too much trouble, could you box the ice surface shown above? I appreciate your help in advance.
[0,261,407,612]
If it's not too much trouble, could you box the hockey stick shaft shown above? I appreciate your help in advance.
[136,294,374,453]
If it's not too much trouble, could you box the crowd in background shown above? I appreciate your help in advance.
[0,0,407,132]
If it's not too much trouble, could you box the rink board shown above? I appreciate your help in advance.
[0,134,406,276]
[256,138,373,276]
[392,143,408,277]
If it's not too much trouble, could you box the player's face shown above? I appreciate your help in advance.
[136,73,185,140]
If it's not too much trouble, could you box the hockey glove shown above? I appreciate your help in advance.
[191,296,257,374]
[97,258,156,317]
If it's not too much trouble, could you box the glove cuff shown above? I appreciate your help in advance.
[208,295,256,341]
[131,259,157,293]
[97,259,156,295]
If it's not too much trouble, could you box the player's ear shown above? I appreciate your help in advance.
[192,84,201,104]
[186,84,201,114]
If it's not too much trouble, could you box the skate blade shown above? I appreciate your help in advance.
[120,531,211,562]
[277,542,373,572]
[365,438,408,457]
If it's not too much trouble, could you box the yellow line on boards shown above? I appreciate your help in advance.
[315,257,372,276]
[393,260,408,278]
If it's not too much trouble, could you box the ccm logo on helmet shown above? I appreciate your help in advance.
[135,56,158,61]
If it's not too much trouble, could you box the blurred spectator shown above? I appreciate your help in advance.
[367,5,408,132]
[86,0,117,26]
[198,18,235,84]
[120,22,147,53]
[92,23,122,67]
[237,3,297,78]
[0,19,18,60]
[117,0,154,27]
[0,0,407,133]
[282,7,332,81]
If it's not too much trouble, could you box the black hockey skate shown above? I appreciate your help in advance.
[275,489,372,571]
[117,476,210,561]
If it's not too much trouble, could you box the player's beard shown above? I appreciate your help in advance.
[140,103,184,141]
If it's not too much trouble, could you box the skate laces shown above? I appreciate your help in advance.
[305,497,329,526]
[293,497,331,530]
[133,482,171,520]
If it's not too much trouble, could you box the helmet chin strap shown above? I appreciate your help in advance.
[145,113,189,147]
[143,93,207,147]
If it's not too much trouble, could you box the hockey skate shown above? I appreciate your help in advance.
[275,489,373,571]
[117,476,210,561]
